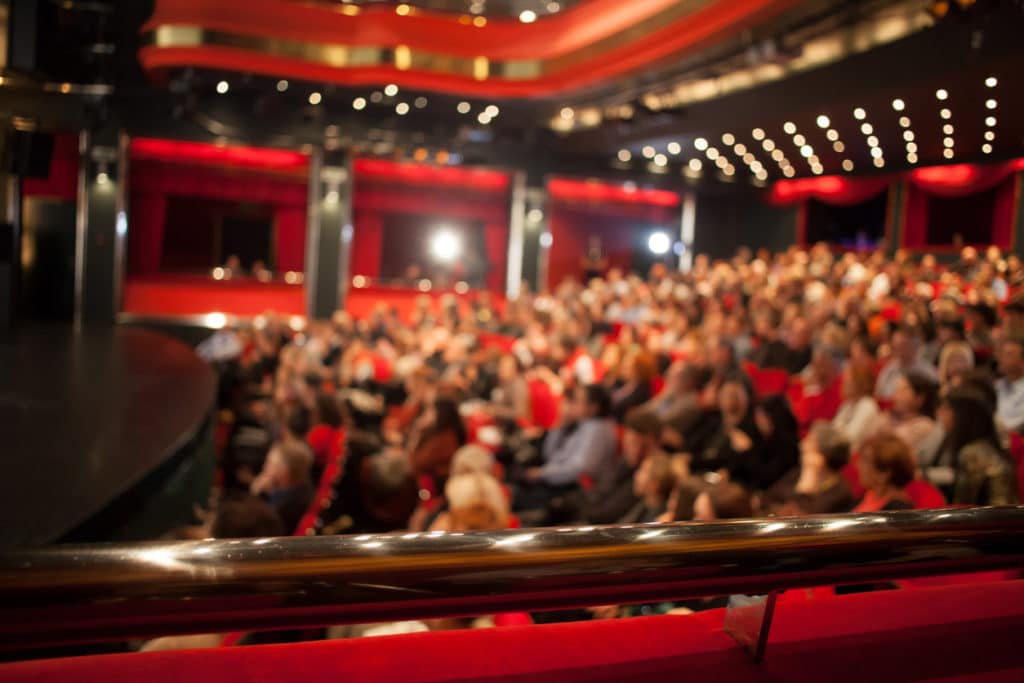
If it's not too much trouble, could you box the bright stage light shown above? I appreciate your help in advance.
[430,229,462,262]
[647,232,671,255]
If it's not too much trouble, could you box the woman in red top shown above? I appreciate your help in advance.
[853,432,916,512]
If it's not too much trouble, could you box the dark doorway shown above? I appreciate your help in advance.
[380,213,487,287]
[19,197,76,321]
[926,187,997,246]
[805,193,888,249]
[160,196,274,273]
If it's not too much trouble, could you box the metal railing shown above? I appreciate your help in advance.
[1,507,1023,649]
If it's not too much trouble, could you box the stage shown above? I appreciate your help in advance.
[0,325,216,549]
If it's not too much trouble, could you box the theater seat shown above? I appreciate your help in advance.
[528,379,559,430]
[905,479,946,509]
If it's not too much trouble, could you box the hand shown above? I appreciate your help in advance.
[729,429,753,452]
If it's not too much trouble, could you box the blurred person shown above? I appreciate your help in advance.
[853,433,916,512]
[430,471,510,532]
[875,326,938,400]
[730,394,799,491]
[489,353,531,424]
[937,341,975,394]
[620,452,675,523]
[693,482,754,521]
[762,421,854,515]
[609,350,656,421]
[408,397,467,484]
[996,337,1024,432]
[873,370,943,465]
[832,363,881,449]
[250,440,314,532]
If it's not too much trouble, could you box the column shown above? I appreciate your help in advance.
[506,171,526,300]
[76,125,127,325]
[305,148,353,319]
[885,180,906,257]
[679,190,696,272]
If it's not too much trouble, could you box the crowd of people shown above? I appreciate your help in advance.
[181,242,1023,636]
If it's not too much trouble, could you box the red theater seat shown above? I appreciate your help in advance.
[528,379,560,430]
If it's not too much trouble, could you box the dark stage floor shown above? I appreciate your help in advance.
[0,325,215,548]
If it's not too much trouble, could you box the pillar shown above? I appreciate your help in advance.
[305,148,352,319]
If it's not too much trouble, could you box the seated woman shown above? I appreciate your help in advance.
[730,394,800,492]
[937,341,975,395]
[488,353,531,424]
[852,432,917,512]
[430,471,511,532]
[692,482,754,521]
[407,396,467,486]
[831,363,880,450]
[609,350,656,422]
[871,370,943,466]
[762,421,854,515]
[619,452,675,524]
[250,440,315,532]
[690,377,762,478]
[937,387,1020,506]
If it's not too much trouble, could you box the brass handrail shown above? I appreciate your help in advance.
[1,507,1023,649]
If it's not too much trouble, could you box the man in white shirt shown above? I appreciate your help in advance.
[875,326,939,400]
[996,338,1024,433]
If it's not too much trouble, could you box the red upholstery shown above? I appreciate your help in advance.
[742,361,791,397]
[905,479,947,509]
[293,438,347,536]
[528,379,560,430]
[788,377,842,435]
[841,452,865,501]
[5,580,1024,683]
[1008,432,1024,500]
[478,333,517,353]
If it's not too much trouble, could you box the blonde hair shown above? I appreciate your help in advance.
[444,472,509,531]
[938,341,974,387]
[450,444,495,477]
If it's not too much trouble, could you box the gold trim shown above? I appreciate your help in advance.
[144,0,723,83]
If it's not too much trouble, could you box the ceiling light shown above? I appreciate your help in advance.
[651,154,667,168]
[384,83,399,96]
[984,131,995,141]
[485,105,499,116]
[906,142,917,153]
[706,147,721,161]
[942,124,954,135]
[642,145,656,159]
[750,161,763,172]
[867,136,879,147]
[870,147,883,159]
[473,16,486,27]
[940,108,951,119]
[742,152,754,164]
[396,3,411,15]
[892,98,905,111]
[276,80,288,92]
[457,101,471,114]
[943,148,954,159]
[722,133,735,145]
[519,9,537,22]
[982,143,992,154]
[899,116,911,127]
[783,121,796,134]
[811,165,823,175]
[547,1,561,11]
[723,165,735,176]
[353,97,367,110]
[907,153,918,163]
[793,133,806,146]
[477,112,491,124]
[308,91,322,105]
[860,123,873,135]
[807,155,820,165]
[985,76,997,88]
[873,157,885,168]
[816,115,830,128]
[832,141,845,153]
[667,141,681,155]
[986,99,997,109]
[752,128,765,140]
[800,145,813,157]
[395,102,409,115]
[715,155,728,168]
[853,107,866,120]
[943,137,954,147]
[762,139,775,151]
[826,129,839,141]
[903,130,915,141]
[648,232,671,255]
[771,149,784,161]
[560,107,574,120]
[734,143,746,155]
[842,159,854,172]
[689,158,702,171]
[216,80,229,94]
[986,116,997,127]
[936,89,948,100]
[694,137,708,150]
[414,96,428,108]
[783,166,796,178]
[370,91,383,103]
[617,149,631,162]
[755,170,768,181]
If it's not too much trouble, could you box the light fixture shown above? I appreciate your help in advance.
[783,166,795,177]
[842,159,854,171]
[653,153,668,167]
[216,80,229,94]
[721,133,735,145]
[96,171,109,184]
[694,137,708,150]
[485,105,499,117]
[873,157,885,168]
[906,142,918,153]
[907,153,918,163]
[755,170,768,181]
[940,108,951,119]
[833,141,845,153]
[985,76,997,88]
[783,121,796,134]
[477,112,491,124]
[771,149,784,161]
[617,149,631,162]
[807,155,819,166]
[986,116,997,127]
[860,123,873,135]
[816,115,830,128]
[560,107,574,120]
[752,128,765,140]
[715,155,728,168]
[527,208,544,224]
[793,133,806,146]
[688,158,702,171]
[414,96,428,108]
[734,143,746,155]
[943,148,954,159]
[353,97,367,110]
[742,152,755,164]
[370,91,383,103]
[811,165,823,175]
[986,99,997,109]
[853,107,866,120]
[892,98,905,111]
[648,232,671,255]
[457,101,471,114]
[396,3,411,15]
[984,131,995,141]
[943,137,954,147]
[276,80,288,92]
[430,229,463,264]
[826,129,839,141]
[982,143,992,154]
[762,139,775,151]
[942,124,954,135]
[519,9,537,22]
[539,232,553,248]
[722,165,735,177]
[898,116,911,127]
[903,130,915,141]
[667,141,681,155]
[867,136,879,147]
[395,102,410,115]
[706,147,720,160]
[642,145,656,159]
[308,91,322,105]
[384,84,399,96]
[800,145,813,157]
[935,89,948,100]
[870,147,883,159]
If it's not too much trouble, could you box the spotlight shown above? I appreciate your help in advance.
[826,129,839,141]
[721,133,735,145]
[430,229,462,262]
[898,116,911,127]
[867,136,879,147]
[860,123,873,135]
[648,232,671,255]
[216,80,229,94]
[985,77,997,88]
[892,99,905,111]
[816,115,830,128]
[653,153,668,167]
[395,102,410,115]
[982,143,992,154]
[642,145,656,159]
[853,108,866,120]
[694,137,708,150]
[940,108,951,119]
[984,131,995,141]
[485,105,500,117]
[986,99,997,109]
[783,121,796,134]
[353,97,367,110]
[793,134,806,146]
[985,116,996,127]
[752,128,765,140]
[276,80,289,92]
[943,148,954,159]
[935,88,948,100]
[832,141,845,153]
[308,92,322,105]
[842,159,854,172]
[384,83,399,96]
[457,101,471,114]
[943,124,954,135]
[873,157,885,168]
[688,158,702,172]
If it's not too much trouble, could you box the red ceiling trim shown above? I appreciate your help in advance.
[130,137,309,175]
[354,158,510,192]
[548,178,680,207]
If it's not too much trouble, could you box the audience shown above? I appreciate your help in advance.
[852,433,917,512]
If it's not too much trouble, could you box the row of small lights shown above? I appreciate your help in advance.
[371,1,562,24]
[216,78,502,125]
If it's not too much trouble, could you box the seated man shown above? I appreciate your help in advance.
[516,384,617,510]
[251,440,315,532]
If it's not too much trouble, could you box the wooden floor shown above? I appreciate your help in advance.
[0,324,215,549]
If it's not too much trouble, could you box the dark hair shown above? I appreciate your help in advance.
[315,394,343,429]
[902,370,939,418]
[895,324,924,342]
[810,421,850,472]
[757,394,798,442]
[684,363,713,391]
[705,482,753,519]
[434,397,468,445]
[580,383,613,419]
[941,387,1003,455]
[285,404,312,439]
[958,368,997,408]
[211,495,286,538]
[860,432,916,488]
[624,409,662,437]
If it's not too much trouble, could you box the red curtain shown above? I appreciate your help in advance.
[993,175,1017,248]
[768,175,891,207]
[483,222,508,292]
[350,210,383,278]
[903,174,1018,250]
[907,160,1024,198]
[127,193,168,275]
[274,206,307,272]
[902,182,930,250]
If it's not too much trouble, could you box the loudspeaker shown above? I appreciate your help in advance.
[8,130,54,179]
